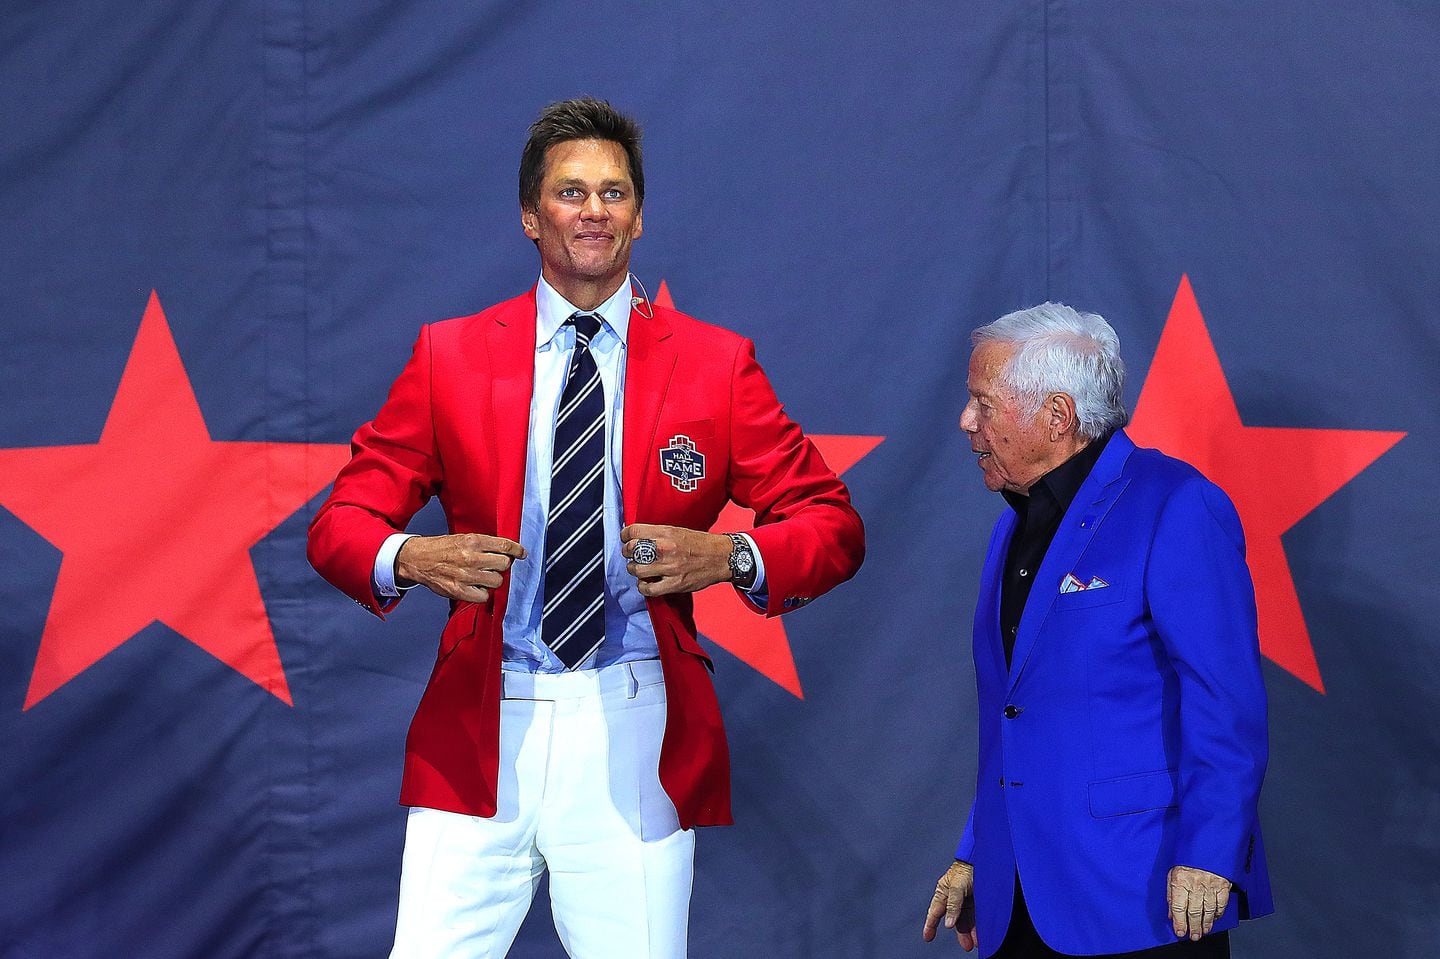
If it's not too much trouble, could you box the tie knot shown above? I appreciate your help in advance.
[570,312,602,347]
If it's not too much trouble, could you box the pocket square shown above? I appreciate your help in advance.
[1059,572,1110,594]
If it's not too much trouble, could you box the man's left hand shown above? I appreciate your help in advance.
[621,524,733,596]
[1166,865,1232,941]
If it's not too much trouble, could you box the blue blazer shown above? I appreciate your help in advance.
[956,431,1273,956]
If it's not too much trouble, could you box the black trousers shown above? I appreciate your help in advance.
[992,876,1230,959]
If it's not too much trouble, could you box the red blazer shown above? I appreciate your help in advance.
[307,289,864,829]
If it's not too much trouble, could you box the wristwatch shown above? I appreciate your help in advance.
[726,533,757,590]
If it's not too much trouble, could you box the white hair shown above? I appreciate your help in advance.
[972,302,1128,441]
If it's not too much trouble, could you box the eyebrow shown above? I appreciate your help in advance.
[556,177,629,189]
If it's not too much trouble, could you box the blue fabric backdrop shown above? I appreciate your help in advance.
[2,2,1437,956]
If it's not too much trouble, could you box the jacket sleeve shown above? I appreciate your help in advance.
[1146,476,1269,881]
[307,326,443,618]
[723,338,865,616]
[954,800,977,863]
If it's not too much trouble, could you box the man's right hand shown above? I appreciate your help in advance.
[395,534,526,604]
[923,859,977,950]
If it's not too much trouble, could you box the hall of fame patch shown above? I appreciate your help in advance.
[659,435,705,492]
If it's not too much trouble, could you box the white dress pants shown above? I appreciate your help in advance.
[390,660,695,959]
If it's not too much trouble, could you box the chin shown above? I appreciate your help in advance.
[571,257,619,278]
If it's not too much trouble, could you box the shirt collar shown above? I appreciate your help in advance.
[535,274,633,350]
[1002,429,1115,518]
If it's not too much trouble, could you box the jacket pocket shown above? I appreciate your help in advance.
[662,418,715,442]
[436,602,479,663]
[1088,768,1180,818]
[671,623,714,672]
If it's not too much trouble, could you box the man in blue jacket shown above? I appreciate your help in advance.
[922,304,1272,957]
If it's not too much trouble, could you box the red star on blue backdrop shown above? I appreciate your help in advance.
[1130,276,1405,692]
[0,292,350,709]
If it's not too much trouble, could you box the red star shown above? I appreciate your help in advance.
[1129,276,1404,692]
[0,292,351,709]
[652,281,883,697]
[694,436,883,698]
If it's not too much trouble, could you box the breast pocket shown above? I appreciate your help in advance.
[1054,582,1127,610]
[661,418,715,442]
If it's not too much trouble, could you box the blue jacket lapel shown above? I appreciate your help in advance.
[1005,431,1137,693]
[977,511,1017,681]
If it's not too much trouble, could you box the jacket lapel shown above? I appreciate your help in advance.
[484,289,538,542]
[1006,431,1136,693]
[979,511,1018,681]
[621,302,677,524]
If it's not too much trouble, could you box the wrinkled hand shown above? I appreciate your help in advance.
[620,524,732,596]
[395,533,526,604]
[922,860,977,951]
[1167,865,1232,941]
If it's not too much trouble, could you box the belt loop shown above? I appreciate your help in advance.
[625,662,639,700]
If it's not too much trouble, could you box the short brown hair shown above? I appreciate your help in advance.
[519,97,644,212]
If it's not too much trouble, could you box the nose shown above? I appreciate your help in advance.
[959,400,978,433]
[580,192,607,220]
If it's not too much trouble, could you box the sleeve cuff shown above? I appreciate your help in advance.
[373,532,419,599]
[737,532,767,609]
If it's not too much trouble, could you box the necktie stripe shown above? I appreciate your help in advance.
[549,460,604,520]
[546,504,604,569]
[557,368,602,425]
[551,414,605,475]
[563,634,607,667]
[541,312,608,670]
[551,446,603,495]
[545,594,605,652]
[542,553,606,618]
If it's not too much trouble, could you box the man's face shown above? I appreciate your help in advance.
[958,341,1056,495]
[522,138,642,296]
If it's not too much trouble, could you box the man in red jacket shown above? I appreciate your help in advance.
[308,97,864,958]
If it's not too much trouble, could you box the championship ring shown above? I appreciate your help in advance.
[632,538,659,566]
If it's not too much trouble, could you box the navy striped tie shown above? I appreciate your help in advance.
[542,312,607,669]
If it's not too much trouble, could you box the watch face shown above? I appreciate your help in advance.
[729,535,756,581]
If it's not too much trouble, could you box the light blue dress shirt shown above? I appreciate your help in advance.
[373,276,765,672]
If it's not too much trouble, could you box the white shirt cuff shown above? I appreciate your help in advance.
[738,532,768,607]
[373,532,419,598]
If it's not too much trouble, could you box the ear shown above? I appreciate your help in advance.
[633,207,643,240]
[1048,392,1079,441]
[521,207,539,240]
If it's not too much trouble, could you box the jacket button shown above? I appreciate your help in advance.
[1003,705,1020,719]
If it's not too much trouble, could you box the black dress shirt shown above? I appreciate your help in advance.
[998,431,1113,668]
